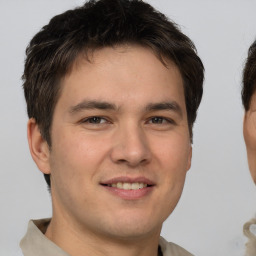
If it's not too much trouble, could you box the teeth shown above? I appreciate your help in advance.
[109,182,148,190]
[117,182,122,189]
[123,183,131,190]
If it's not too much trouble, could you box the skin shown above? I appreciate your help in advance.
[244,92,256,183]
[28,45,192,256]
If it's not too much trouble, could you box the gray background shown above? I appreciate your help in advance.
[1,0,256,255]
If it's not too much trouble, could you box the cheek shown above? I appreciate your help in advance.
[244,114,256,183]
[53,129,111,164]
[244,114,256,150]
[151,134,191,171]
[49,132,109,188]
[153,137,189,219]
[49,133,112,209]
[149,135,190,208]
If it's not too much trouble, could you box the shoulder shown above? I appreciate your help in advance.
[159,236,194,256]
[243,218,256,256]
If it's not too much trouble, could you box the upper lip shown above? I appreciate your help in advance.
[100,176,155,186]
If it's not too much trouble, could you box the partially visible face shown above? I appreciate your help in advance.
[244,92,256,183]
[44,45,192,239]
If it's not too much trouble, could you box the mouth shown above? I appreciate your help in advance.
[100,177,155,200]
[101,182,152,190]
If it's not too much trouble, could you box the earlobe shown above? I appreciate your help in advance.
[27,118,51,174]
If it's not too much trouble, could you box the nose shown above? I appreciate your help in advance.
[110,123,152,167]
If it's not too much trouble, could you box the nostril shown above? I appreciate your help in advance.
[117,159,127,163]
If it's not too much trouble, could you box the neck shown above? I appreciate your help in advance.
[45,215,161,256]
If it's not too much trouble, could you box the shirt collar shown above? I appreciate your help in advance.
[20,219,70,256]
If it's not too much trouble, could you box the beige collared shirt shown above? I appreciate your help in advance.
[19,219,194,256]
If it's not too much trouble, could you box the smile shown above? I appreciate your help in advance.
[106,182,148,190]
[100,177,155,200]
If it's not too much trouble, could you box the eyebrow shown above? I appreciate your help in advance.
[69,100,183,117]
[145,102,183,117]
[69,100,117,114]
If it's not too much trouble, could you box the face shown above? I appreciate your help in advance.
[32,45,192,240]
[244,92,256,183]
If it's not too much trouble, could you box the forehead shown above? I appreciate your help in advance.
[71,45,177,76]
[57,45,185,111]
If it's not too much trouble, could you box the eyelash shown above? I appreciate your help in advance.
[147,116,176,125]
[80,116,175,126]
[80,116,109,124]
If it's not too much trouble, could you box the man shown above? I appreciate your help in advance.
[20,0,204,255]
[242,39,256,256]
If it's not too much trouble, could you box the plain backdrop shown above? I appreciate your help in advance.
[1,0,256,255]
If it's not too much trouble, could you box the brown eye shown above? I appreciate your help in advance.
[88,117,103,123]
[147,116,176,126]
[82,116,108,124]
[151,117,164,124]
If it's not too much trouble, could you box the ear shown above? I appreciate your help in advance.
[186,145,192,171]
[27,118,51,175]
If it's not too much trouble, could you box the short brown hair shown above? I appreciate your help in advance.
[242,40,256,110]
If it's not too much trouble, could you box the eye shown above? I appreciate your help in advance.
[150,117,165,124]
[148,116,175,125]
[82,116,108,124]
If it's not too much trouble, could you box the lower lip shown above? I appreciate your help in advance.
[102,186,154,200]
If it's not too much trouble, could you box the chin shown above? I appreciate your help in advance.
[105,225,159,240]
[99,214,162,240]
